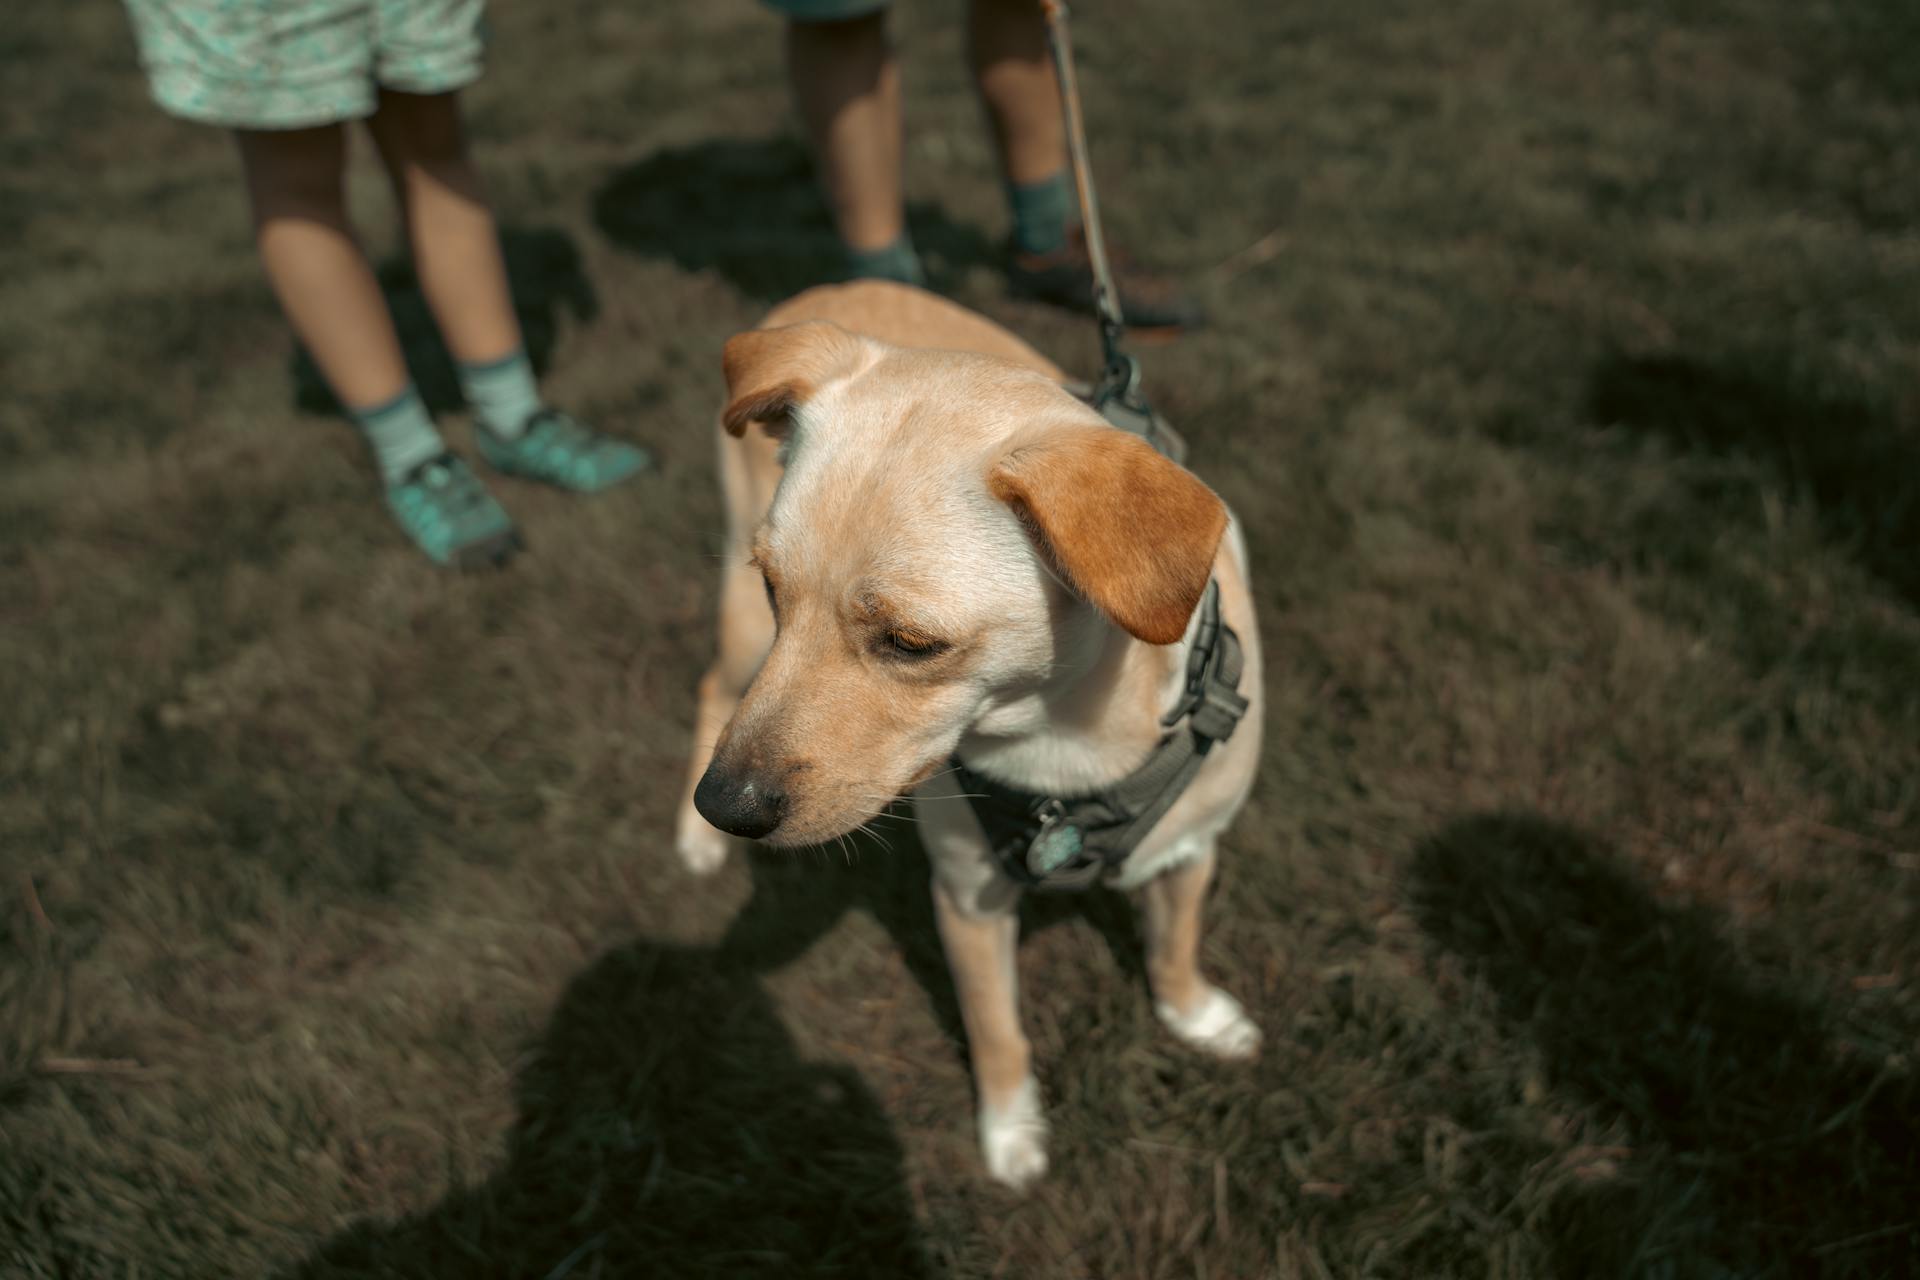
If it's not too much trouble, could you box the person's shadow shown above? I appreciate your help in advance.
[281,833,1143,1278]
[1411,814,1919,1278]
[291,226,597,417]
[1584,352,1920,608]
[591,136,1000,302]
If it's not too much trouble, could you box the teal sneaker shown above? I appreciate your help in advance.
[476,409,652,494]
[384,453,522,569]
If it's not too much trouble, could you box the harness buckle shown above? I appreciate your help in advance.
[1165,586,1222,729]
[1093,353,1189,465]
[1189,683,1250,742]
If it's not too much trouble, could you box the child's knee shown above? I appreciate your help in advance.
[237,126,348,219]
[392,125,469,177]
[371,91,473,176]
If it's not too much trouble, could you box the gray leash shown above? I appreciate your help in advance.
[1041,0,1127,369]
[1041,0,1189,463]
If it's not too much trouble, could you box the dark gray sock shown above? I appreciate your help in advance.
[1007,170,1075,256]
[845,234,926,286]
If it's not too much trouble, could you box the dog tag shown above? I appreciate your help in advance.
[1026,815,1086,879]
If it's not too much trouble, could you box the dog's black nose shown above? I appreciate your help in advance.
[693,764,787,839]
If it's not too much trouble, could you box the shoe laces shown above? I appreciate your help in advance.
[407,455,491,517]
[522,409,596,455]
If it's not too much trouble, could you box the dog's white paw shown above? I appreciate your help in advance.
[675,817,735,877]
[979,1077,1050,1189]
[1157,987,1262,1060]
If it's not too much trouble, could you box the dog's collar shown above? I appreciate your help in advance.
[951,579,1248,892]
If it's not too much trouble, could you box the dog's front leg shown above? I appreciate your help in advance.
[931,877,1048,1188]
[1141,846,1262,1059]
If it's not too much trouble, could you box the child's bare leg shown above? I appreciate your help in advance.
[237,125,409,409]
[364,88,518,364]
[967,0,1074,265]
[366,88,649,491]
[967,0,1066,189]
[236,123,517,568]
[965,0,1205,332]
[786,12,923,283]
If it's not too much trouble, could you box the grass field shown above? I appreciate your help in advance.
[5,0,1920,1275]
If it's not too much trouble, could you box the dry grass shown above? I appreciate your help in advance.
[4,0,1919,1276]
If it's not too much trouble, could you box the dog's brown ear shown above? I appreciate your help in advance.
[989,425,1228,645]
[720,321,866,439]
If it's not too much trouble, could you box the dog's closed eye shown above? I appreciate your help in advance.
[880,628,951,660]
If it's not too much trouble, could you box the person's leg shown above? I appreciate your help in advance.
[966,0,1206,333]
[366,88,648,491]
[785,9,925,284]
[236,123,517,567]
[967,0,1073,256]
[238,125,416,414]
[363,87,518,366]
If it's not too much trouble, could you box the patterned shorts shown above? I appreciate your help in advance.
[124,0,487,130]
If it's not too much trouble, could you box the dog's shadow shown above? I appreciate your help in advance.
[291,225,596,417]
[591,135,1001,302]
[724,822,1149,1053]
[280,833,1139,1278]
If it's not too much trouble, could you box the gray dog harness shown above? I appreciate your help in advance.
[951,366,1248,891]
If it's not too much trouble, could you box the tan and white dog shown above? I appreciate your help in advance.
[676,281,1262,1188]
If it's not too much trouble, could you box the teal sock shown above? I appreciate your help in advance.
[1007,170,1075,256]
[845,234,926,287]
[459,349,545,441]
[351,388,445,484]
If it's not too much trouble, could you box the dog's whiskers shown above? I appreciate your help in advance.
[853,820,895,853]
[855,806,919,826]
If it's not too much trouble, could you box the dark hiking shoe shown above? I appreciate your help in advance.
[1006,229,1207,336]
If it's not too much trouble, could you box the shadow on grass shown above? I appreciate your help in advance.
[1411,814,1919,1277]
[284,835,1143,1278]
[717,824,1147,1056]
[1586,353,1920,607]
[591,136,999,302]
[284,855,934,1278]
[292,226,598,417]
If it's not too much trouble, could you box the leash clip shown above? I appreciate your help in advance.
[1093,353,1189,465]
[1093,349,1141,408]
